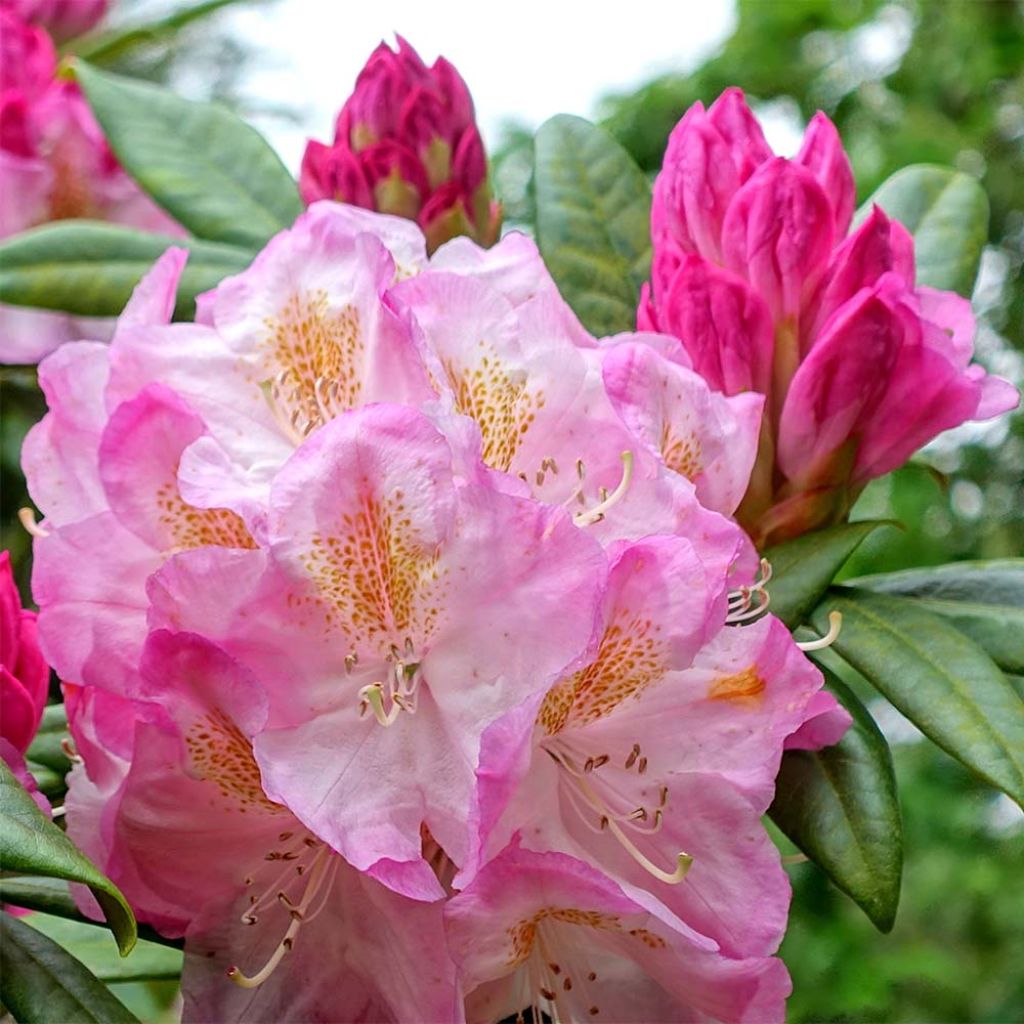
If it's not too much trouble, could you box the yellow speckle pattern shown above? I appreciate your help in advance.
[155,483,257,552]
[303,491,446,650]
[659,420,703,480]
[506,908,666,967]
[441,342,543,472]
[264,291,364,431]
[538,613,667,734]
[708,665,766,703]
[185,711,284,814]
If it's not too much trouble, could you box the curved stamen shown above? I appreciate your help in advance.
[573,452,633,527]
[228,848,333,988]
[796,610,842,652]
[18,507,49,538]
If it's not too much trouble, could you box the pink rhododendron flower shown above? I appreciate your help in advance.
[642,88,1020,546]
[446,843,790,1023]
[0,0,108,42]
[300,37,501,253]
[28,200,846,1021]
[0,7,181,363]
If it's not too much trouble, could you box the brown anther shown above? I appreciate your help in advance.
[540,987,557,1001]
[281,852,299,861]
[278,831,293,841]
[584,757,595,773]
[548,963,561,974]
[265,852,280,861]
[588,972,597,981]
[576,458,586,480]
[535,471,545,486]
[629,807,647,821]
[624,744,640,769]
[598,486,609,502]
[563,977,573,991]
[303,837,318,847]
[590,1007,600,1016]
[282,938,294,951]
[599,815,609,830]
[637,756,648,774]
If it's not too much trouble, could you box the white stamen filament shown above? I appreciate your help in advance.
[227,846,335,988]
[573,452,634,528]
[18,507,49,538]
[259,375,307,447]
[796,611,842,652]
[357,659,422,727]
[549,748,691,884]
[727,558,773,624]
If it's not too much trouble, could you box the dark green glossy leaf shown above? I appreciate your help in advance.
[0,912,139,1023]
[76,61,301,249]
[533,114,652,336]
[0,760,136,955]
[848,559,1024,673]
[763,520,892,628]
[25,913,183,983]
[814,588,1024,807]
[0,221,251,320]
[0,878,183,951]
[855,164,989,297]
[770,666,902,931]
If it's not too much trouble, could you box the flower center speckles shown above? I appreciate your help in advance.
[659,420,703,480]
[259,292,364,444]
[155,482,257,554]
[185,712,286,815]
[440,344,544,473]
[228,834,340,988]
[505,908,666,1022]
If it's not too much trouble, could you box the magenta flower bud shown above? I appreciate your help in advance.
[642,91,1020,546]
[656,254,774,397]
[0,0,108,43]
[795,112,856,238]
[300,37,501,253]
[1,551,49,760]
[721,158,835,323]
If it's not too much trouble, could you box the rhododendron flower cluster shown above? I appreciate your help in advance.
[641,89,1019,547]
[25,201,849,1021]
[300,37,501,253]
[0,4,179,362]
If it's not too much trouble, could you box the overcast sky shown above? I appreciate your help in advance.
[219,0,735,171]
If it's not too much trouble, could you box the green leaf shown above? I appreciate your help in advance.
[75,61,301,249]
[814,588,1024,807]
[855,164,989,297]
[0,912,139,1024]
[770,667,902,931]
[71,0,255,65]
[0,221,252,320]
[763,520,892,628]
[24,914,183,983]
[847,560,1024,673]
[26,704,72,777]
[533,114,652,336]
[0,878,184,951]
[0,760,136,955]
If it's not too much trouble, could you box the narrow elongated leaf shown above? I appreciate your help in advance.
[855,164,989,297]
[76,61,301,248]
[0,760,136,954]
[25,914,183,983]
[0,221,251,320]
[763,520,891,628]
[533,114,652,336]
[0,912,139,1024]
[770,667,902,931]
[848,559,1024,673]
[0,878,184,951]
[815,588,1024,807]
[71,0,252,64]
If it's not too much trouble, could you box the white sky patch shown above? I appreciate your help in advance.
[218,0,734,171]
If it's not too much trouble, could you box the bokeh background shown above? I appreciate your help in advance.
[1,1,1022,1020]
